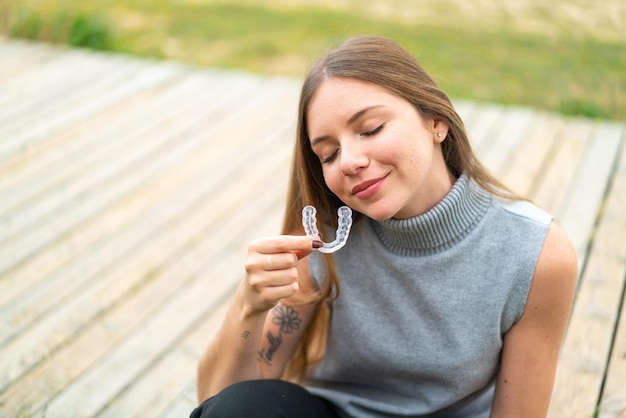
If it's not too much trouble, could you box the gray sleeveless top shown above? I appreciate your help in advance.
[305,174,552,418]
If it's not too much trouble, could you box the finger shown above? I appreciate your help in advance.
[246,252,298,273]
[256,282,300,306]
[266,252,299,270]
[250,235,323,259]
[248,267,299,288]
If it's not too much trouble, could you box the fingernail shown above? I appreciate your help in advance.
[312,240,324,249]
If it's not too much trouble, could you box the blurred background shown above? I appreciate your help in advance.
[2,0,625,120]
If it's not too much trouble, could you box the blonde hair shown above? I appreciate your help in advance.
[281,35,516,381]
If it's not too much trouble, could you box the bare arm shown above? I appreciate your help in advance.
[491,222,577,418]
[196,235,321,403]
[257,251,319,379]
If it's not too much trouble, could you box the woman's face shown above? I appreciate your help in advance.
[306,77,452,221]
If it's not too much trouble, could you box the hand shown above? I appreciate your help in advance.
[241,235,322,314]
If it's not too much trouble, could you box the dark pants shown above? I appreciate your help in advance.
[190,379,340,418]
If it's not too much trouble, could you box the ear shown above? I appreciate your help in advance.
[432,119,450,144]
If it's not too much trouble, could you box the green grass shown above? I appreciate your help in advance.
[6,4,112,50]
[3,0,625,120]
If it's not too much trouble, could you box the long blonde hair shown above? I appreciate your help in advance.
[281,35,515,381]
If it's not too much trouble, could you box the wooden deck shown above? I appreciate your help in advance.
[0,39,624,418]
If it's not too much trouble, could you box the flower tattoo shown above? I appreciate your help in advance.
[258,305,303,365]
[272,305,302,334]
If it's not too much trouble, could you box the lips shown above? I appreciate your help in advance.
[352,176,386,199]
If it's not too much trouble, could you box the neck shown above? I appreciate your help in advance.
[372,173,492,255]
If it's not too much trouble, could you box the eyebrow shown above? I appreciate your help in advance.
[310,105,383,146]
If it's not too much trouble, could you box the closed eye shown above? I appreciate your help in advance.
[361,124,384,137]
[322,149,339,164]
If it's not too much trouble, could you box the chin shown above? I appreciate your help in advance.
[359,205,398,222]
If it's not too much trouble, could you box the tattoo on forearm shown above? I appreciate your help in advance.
[258,330,282,365]
[258,305,302,365]
[241,331,250,340]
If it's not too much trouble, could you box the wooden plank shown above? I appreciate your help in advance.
[0,87,296,381]
[0,40,61,82]
[96,350,198,418]
[0,54,139,133]
[0,67,264,189]
[557,122,624,267]
[451,99,474,123]
[0,69,256,236]
[0,72,214,216]
[475,106,535,176]
[0,90,294,370]
[0,72,242,237]
[0,137,289,416]
[530,118,593,216]
[0,74,264,277]
[548,127,626,417]
[597,136,626,418]
[0,57,182,165]
[0,55,143,145]
[599,308,626,418]
[0,89,246,314]
[0,136,288,399]
[94,212,282,417]
[499,113,562,196]
[94,300,230,418]
[548,254,626,417]
[463,103,503,149]
[155,384,199,418]
[0,73,251,310]
[35,165,289,417]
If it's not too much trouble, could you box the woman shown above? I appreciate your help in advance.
[192,35,577,418]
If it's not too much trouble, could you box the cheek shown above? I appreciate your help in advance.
[321,166,343,196]
[385,139,429,179]
[393,131,432,161]
[386,145,404,161]
[381,141,410,166]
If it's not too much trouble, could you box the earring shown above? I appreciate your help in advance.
[437,132,442,138]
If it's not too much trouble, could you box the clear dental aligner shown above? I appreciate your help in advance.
[302,205,353,253]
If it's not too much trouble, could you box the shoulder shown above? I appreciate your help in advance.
[524,220,578,326]
[493,221,578,416]
[486,197,553,251]
[534,221,578,298]
[489,195,577,286]
[493,196,552,227]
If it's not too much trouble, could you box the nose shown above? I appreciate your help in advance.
[339,139,369,175]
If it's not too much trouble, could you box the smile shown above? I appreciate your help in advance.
[352,176,386,199]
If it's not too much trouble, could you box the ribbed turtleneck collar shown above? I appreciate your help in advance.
[371,173,492,255]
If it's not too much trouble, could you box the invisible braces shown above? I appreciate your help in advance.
[302,205,353,253]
